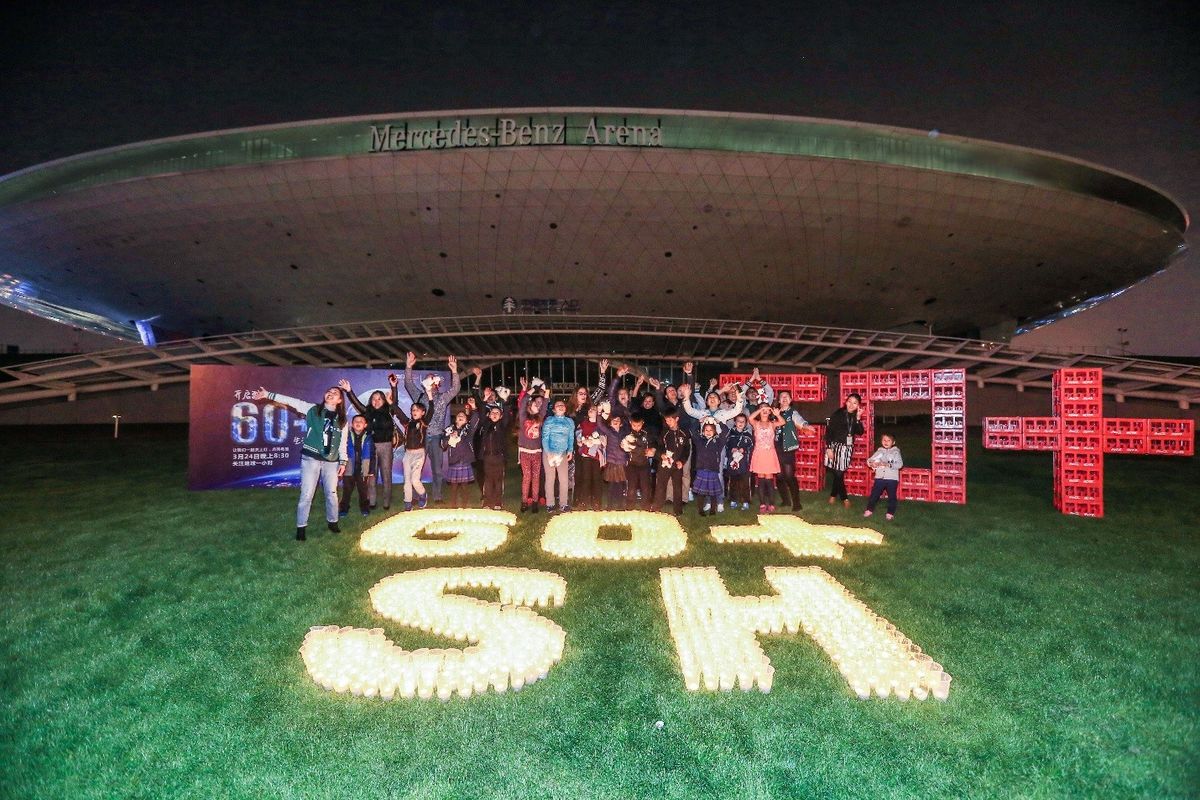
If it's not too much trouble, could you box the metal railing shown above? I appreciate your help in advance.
[2,315,1197,408]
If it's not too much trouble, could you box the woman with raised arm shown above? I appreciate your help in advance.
[338,378,397,511]
[748,403,785,513]
[252,385,348,540]
[403,351,461,504]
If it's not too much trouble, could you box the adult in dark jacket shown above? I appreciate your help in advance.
[477,399,514,509]
[824,392,866,507]
[403,351,462,503]
[339,379,397,510]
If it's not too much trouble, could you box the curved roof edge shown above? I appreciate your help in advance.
[0,107,1188,232]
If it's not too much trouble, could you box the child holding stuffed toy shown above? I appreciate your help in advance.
[624,413,657,510]
[541,398,576,513]
[654,409,692,515]
[724,413,754,510]
[596,406,631,509]
[339,412,374,518]
[441,405,481,508]
[574,404,606,510]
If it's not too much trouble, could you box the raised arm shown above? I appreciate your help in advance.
[446,356,462,400]
[252,387,313,414]
[338,379,367,415]
[681,388,705,420]
[403,351,421,403]
[590,359,609,404]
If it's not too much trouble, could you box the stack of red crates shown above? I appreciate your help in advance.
[796,423,825,491]
[1022,417,1060,450]
[983,417,1022,449]
[1053,368,1104,517]
[1146,419,1195,456]
[930,369,967,503]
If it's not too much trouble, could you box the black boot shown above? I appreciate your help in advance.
[296,526,306,541]
[327,521,341,533]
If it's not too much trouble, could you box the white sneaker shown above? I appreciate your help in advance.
[688,490,694,502]
[716,502,724,513]
[742,502,750,511]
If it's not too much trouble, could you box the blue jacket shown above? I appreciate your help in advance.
[691,426,731,472]
[541,414,576,456]
[725,427,754,475]
[345,429,374,476]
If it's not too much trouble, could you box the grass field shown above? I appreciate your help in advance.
[2,423,1197,799]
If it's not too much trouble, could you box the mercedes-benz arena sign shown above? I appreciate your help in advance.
[0,108,1187,342]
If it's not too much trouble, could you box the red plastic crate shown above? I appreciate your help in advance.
[931,369,965,385]
[1061,451,1101,468]
[932,458,965,475]
[933,398,965,414]
[1104,419,1147,436]
[1022,433,1060,451]
[900,468,931,487]
[986,417,1022,433]
[1022,417,1059,434]
[1060,484,1102,502]
[933,413,965,430]
[1147,437,1194,456]
[1061,500,1103,518]
[933,429,965,445]
[1061,466,1102,485]
[1061,401,1102,419]
[839,372,870,399]
[933,473,965,490]
[984,432,1022,449]
[1062,419,1102,434]
[1056,368,1103,387]
[1148,420,1194,437]
[899,370,931,400]
[933,383,965,400]
[932,488,966,504]
[1059,385,1102,403]
[1062,434,1102,451]
[1104,435,1148,454]
[933,444,966,460]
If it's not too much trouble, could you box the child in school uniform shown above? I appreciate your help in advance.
[441,404,481,508]
[596,407,632,510]
[339,413,374,518]
[864,434,904,520]
[690,417,731,516]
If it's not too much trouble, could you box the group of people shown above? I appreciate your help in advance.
[255,356,905,540]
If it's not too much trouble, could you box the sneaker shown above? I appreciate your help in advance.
[759,504,768,513]
[492,505,502,511]
[767,505,776,513]
[742,502,750,511]
[382,504,390,511]
[828,496,836,505]
[560,505,570,513]
[716,503,724,513]
[843,499,851,509]
[403,502,413,512]
[361,511,370,517]
[338,510,348,518]
[296,526,307,541]
[520,503,529,513]
[886,513,895,521]
[327,521,341,533]
[698,507,708,517]
[688,491,694,502]
[418,494,429,509]
[863,510,873,517]
[531,504,540,515]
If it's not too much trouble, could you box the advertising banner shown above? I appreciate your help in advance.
[188,364,452,490]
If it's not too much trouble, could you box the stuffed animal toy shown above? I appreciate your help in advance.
[495,385,511,402]
[620,434,637,453]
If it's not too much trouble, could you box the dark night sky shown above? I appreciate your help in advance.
[2,1,1197,353]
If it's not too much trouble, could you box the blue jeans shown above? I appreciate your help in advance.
[298,455,340,526]
[866,478,899,515]
[425,434,445,500]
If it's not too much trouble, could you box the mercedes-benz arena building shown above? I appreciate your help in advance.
[0,107,1188,343]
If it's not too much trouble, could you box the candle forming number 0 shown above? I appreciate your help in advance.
[301,510,951,702]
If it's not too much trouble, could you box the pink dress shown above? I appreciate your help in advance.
[749,420,780,475]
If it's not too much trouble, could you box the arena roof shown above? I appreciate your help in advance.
[0,108,1188,341]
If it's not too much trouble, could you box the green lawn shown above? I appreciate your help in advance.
[2,424,1197,799]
